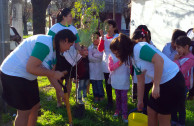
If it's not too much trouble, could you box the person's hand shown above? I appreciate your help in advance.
[152,85,160,99]
[108,55,113,63]
[174,54,181,60]
[137,101,144,111]
[99,29,104,40]
[53,71,68,80]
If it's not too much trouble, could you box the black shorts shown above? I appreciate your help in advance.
[148,71,185,115]
[1,72,40,110]
[55,55,76,79]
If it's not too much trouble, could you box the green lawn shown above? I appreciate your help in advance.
[1,76,194,126]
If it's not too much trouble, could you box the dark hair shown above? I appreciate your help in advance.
[175,36,192,47]
[171,29,186,42]
[57,8,71,23]
[132,29,149,42]
[110,33,136,63]
[136,25,151,42]
[94,31,101,37]
[104,19,118,33]
[54,29,77,70]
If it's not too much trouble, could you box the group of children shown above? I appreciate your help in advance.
[47,7,194,125]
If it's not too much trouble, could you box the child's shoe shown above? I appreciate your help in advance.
[113,110,120,118]
[122,115,128,123]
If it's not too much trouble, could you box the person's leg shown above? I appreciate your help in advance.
[104,73,113,106]
[114,89,121,116]
[15,109,31,126]
[158,114,171,126]
[78,80,84,100]
[143,83,153,114]
[91,80,99,101]
[121,90,128,116]
[56,91,62,107]
[97,80,104,101]
[27,102,40,126]
[87,80,90,94]
[178,87,187,125]
[132,83,137,102]
[83,79,89,98]
[171,112,178,125]
[147,106,158,126]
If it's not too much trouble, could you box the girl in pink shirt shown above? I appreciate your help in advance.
[172,36,194,126]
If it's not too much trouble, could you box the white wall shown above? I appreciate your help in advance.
[130,0,194,50]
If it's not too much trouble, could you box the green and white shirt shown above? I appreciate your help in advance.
[132,42,179,84]
[48,23,80,43]
[0,35,56,80]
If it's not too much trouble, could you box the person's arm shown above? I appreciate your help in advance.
[139,44,163,99]
[26,42,67,80]
[137,73,145,111]
[151,53,164,99]
[48,76,65,103]
[175,58,194,75]
[98,30,105,52]
[88,48,102,63]
[26,56,67,80]
[93,52,103,59]
[108,56,122,72]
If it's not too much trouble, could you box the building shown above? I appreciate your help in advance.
[130,0,194,50]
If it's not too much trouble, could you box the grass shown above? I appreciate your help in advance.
[23,34,32,39]
[1,76,194,126]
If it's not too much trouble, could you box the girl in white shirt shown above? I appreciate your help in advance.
[88,32,104,102]
[98,19,119,108]
[110,33,185,126]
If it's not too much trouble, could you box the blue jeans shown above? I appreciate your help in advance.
[171,87,188,125]
[90,80,104,98]
[77,79,89,100]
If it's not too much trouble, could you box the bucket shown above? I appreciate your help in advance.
[128,112,148,126]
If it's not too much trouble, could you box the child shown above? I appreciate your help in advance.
[98,19,119,109]
[171,36,194,126]
[187,28,194,100]
[88,32,104,102]
[108,53,130,123]
[162,29,187,60]
[77,46,90,104]
[131,29,153,114]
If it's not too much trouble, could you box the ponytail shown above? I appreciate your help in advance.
[56,8,71,23]
[132,29,149,42]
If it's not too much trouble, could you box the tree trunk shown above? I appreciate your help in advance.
[23,0,28,35]
[23,15,28,35]
[12,0,23,38]
[31,0,51,35]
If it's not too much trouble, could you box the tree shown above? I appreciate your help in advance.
[31,0,51,34]
[123,0,131,29]
[23,0,32,35]
[71,0,105,46]
[52,0,75,9]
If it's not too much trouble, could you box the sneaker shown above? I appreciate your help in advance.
[78,99,84,104]
[122,115,128,123]
[113,110,120,118]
